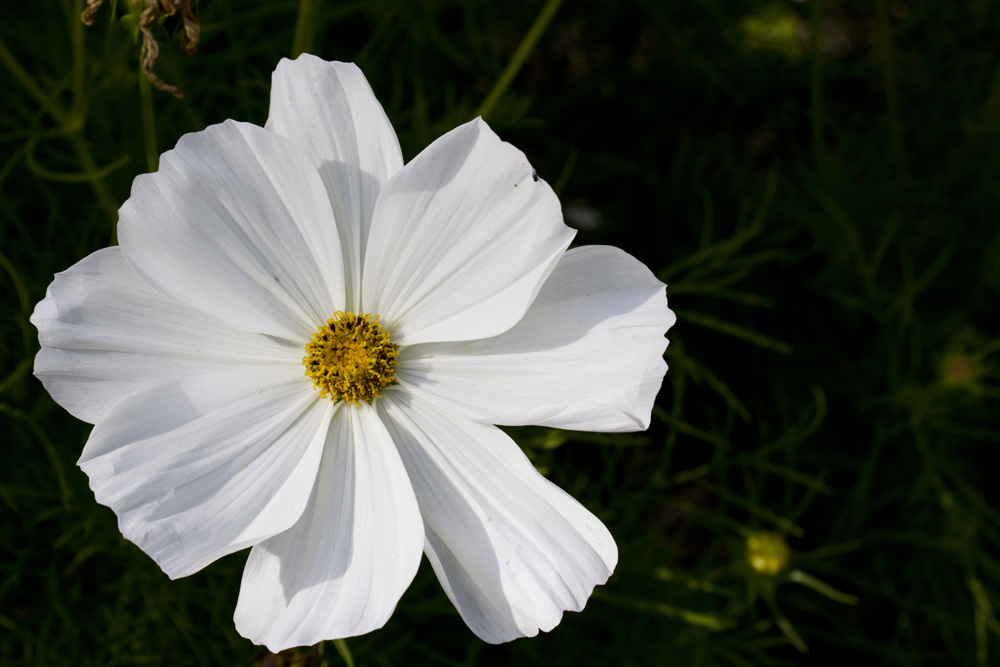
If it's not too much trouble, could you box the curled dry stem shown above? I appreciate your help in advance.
[81,0,105,25]
[82,0,200,99]
[140,0,199,98]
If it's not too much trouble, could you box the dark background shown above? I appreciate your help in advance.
[2,0,999,665]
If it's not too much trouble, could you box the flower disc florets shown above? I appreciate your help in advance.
[746,531,790,576]
[303,311,398,404]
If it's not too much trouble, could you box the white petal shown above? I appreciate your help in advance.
[267,55,403,311]
[30,247,300,424]
[398,246,675,432]
[118,120,346,340]
[378,388,616,643]
[234,402,423,652]
[79,368,330,579]
[362,118,575,345]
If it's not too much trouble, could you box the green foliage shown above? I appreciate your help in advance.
[2,0,999,664]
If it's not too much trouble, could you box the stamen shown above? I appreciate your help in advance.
[302,312,398,404]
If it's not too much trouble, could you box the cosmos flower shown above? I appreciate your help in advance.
[31,54,676,652]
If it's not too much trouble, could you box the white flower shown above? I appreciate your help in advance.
[31,54,676,652]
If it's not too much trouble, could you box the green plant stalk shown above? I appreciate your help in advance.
[70,0,86,122]
[354,7,400,70]
[71,133,122,244]
[653,405,731,450]
[70,0,119,239]
[763,592,808,654]
[475,0,563,120]
[217,0,252,119]
[677,310,793,354]
[0,38,67,124]
[139,57,159,173]
[660,337,688,474]
[0,248,33,356]
[659,171,776,282]
[26,137,131,183]
[789,569,860,605]
[875,0,905,169]
[333,638,355,667]
[291,0,322,58]
[596,591,736,631]
[0,405,71,510]
[0,360,32,393]
[0,29,120,241]
[0,249,30,318]
[550,147,578,194]
[699,479,804,537]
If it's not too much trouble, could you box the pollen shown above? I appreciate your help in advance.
[303,312,398,405]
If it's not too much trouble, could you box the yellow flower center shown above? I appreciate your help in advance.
[940,352,976,387]
[746,531,790,576]
[302,312,398,404]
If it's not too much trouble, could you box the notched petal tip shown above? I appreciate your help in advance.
[118,116,347,340]
[233,403,423,652]
[77,370,328,580]
[363,116,574,345]
[397,245,673,433]
[266,53,403,311]
[378,389,617,644]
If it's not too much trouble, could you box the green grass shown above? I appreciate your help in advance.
[2,0,1000,665]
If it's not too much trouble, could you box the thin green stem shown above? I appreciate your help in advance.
[789,569,860,605]
[677,310,794,355]
[68,1,121,241]
[0,247,32,356]
[70,0,86,122]
[26,135,130,183]
[71,136,122,242]
[875,0,905,169]
[139,57,159,172]
[763,592,809,653]
[333,638,355,667]
[0,38,69,124]
[0,359,32,393]
[0,405,72,510]
[699,479,805,537]
[475,0,563,121]
[64,1,121,238]
[0,4,122,241]
[653,406,731,450]
[291,0,321,58]
[0,249,30,317]
[218,0,251,119]
[595,591,736,631]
